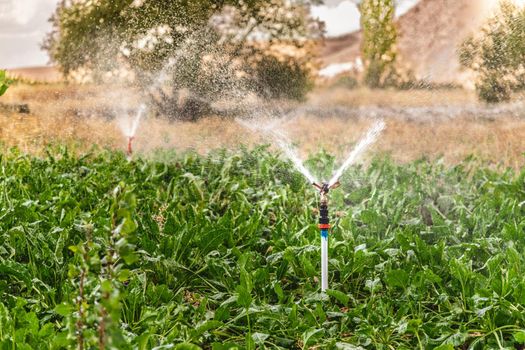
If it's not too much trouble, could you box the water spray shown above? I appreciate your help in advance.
[118,56,178,157]
[120,104,146,159]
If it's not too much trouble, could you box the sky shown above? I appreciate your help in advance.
[0,0,426,69]
[0,0,57,69]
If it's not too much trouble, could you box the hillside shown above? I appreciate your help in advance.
[322,0,499,84]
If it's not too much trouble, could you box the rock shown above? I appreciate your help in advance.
[0,102,30,114]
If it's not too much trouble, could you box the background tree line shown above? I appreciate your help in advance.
[44,0,525,108]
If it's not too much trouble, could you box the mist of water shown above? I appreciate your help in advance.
[238,117,386,187]
[117,57,179,145]
[119,104,146,138]
[328,120,385,187]
[237,117,318,184]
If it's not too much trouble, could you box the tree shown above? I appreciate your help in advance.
[44,0,323,120]
[459,1,525,103]
[0,70,9,96]
[358,0,398,88]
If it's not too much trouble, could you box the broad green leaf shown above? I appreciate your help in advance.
[385,269,409,288]
[326,289,350,306]
[274,282,284,302]
[236,285,252,308]
[54,303,73,317]
[192,320,223,338]
[252,332,269,344]
[302,328,323,347]
[117,269,131,282]
[514,331,525,343]
[434,345,454,350]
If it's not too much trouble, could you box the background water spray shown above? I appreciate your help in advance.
[117,57,179,147]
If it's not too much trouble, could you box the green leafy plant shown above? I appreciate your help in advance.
[0,147,524,348]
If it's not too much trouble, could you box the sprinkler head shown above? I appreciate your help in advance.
[313,182,335,195]
[313,182,329,194]
[313,182,331,205]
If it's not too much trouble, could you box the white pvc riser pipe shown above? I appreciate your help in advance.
[321,230,329,291]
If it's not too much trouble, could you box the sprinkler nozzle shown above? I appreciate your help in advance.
[127,136,135,156]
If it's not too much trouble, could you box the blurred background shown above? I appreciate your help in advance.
[1,0,525,168]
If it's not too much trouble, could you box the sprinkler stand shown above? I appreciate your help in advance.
[314,181,340,292]
[319,190,330,292]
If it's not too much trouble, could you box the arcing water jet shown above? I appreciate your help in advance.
[120,104,146,159]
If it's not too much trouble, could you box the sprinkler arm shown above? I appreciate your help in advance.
[312,181,340,194]
[330,181,341,190]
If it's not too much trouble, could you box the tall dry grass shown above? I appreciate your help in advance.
[1,83,524,169]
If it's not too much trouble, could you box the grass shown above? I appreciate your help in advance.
[0,146,525,349]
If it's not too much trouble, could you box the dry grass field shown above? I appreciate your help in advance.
[1,83,525,170]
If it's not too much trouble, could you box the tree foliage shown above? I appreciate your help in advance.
[460,1,525,103]
[44,0,323,119]
[358,0,398,88]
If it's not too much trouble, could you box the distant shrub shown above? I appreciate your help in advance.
[477,72,513,103]
[333,75,359,89]
[459,1,525,103]
[253,55,314,101]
